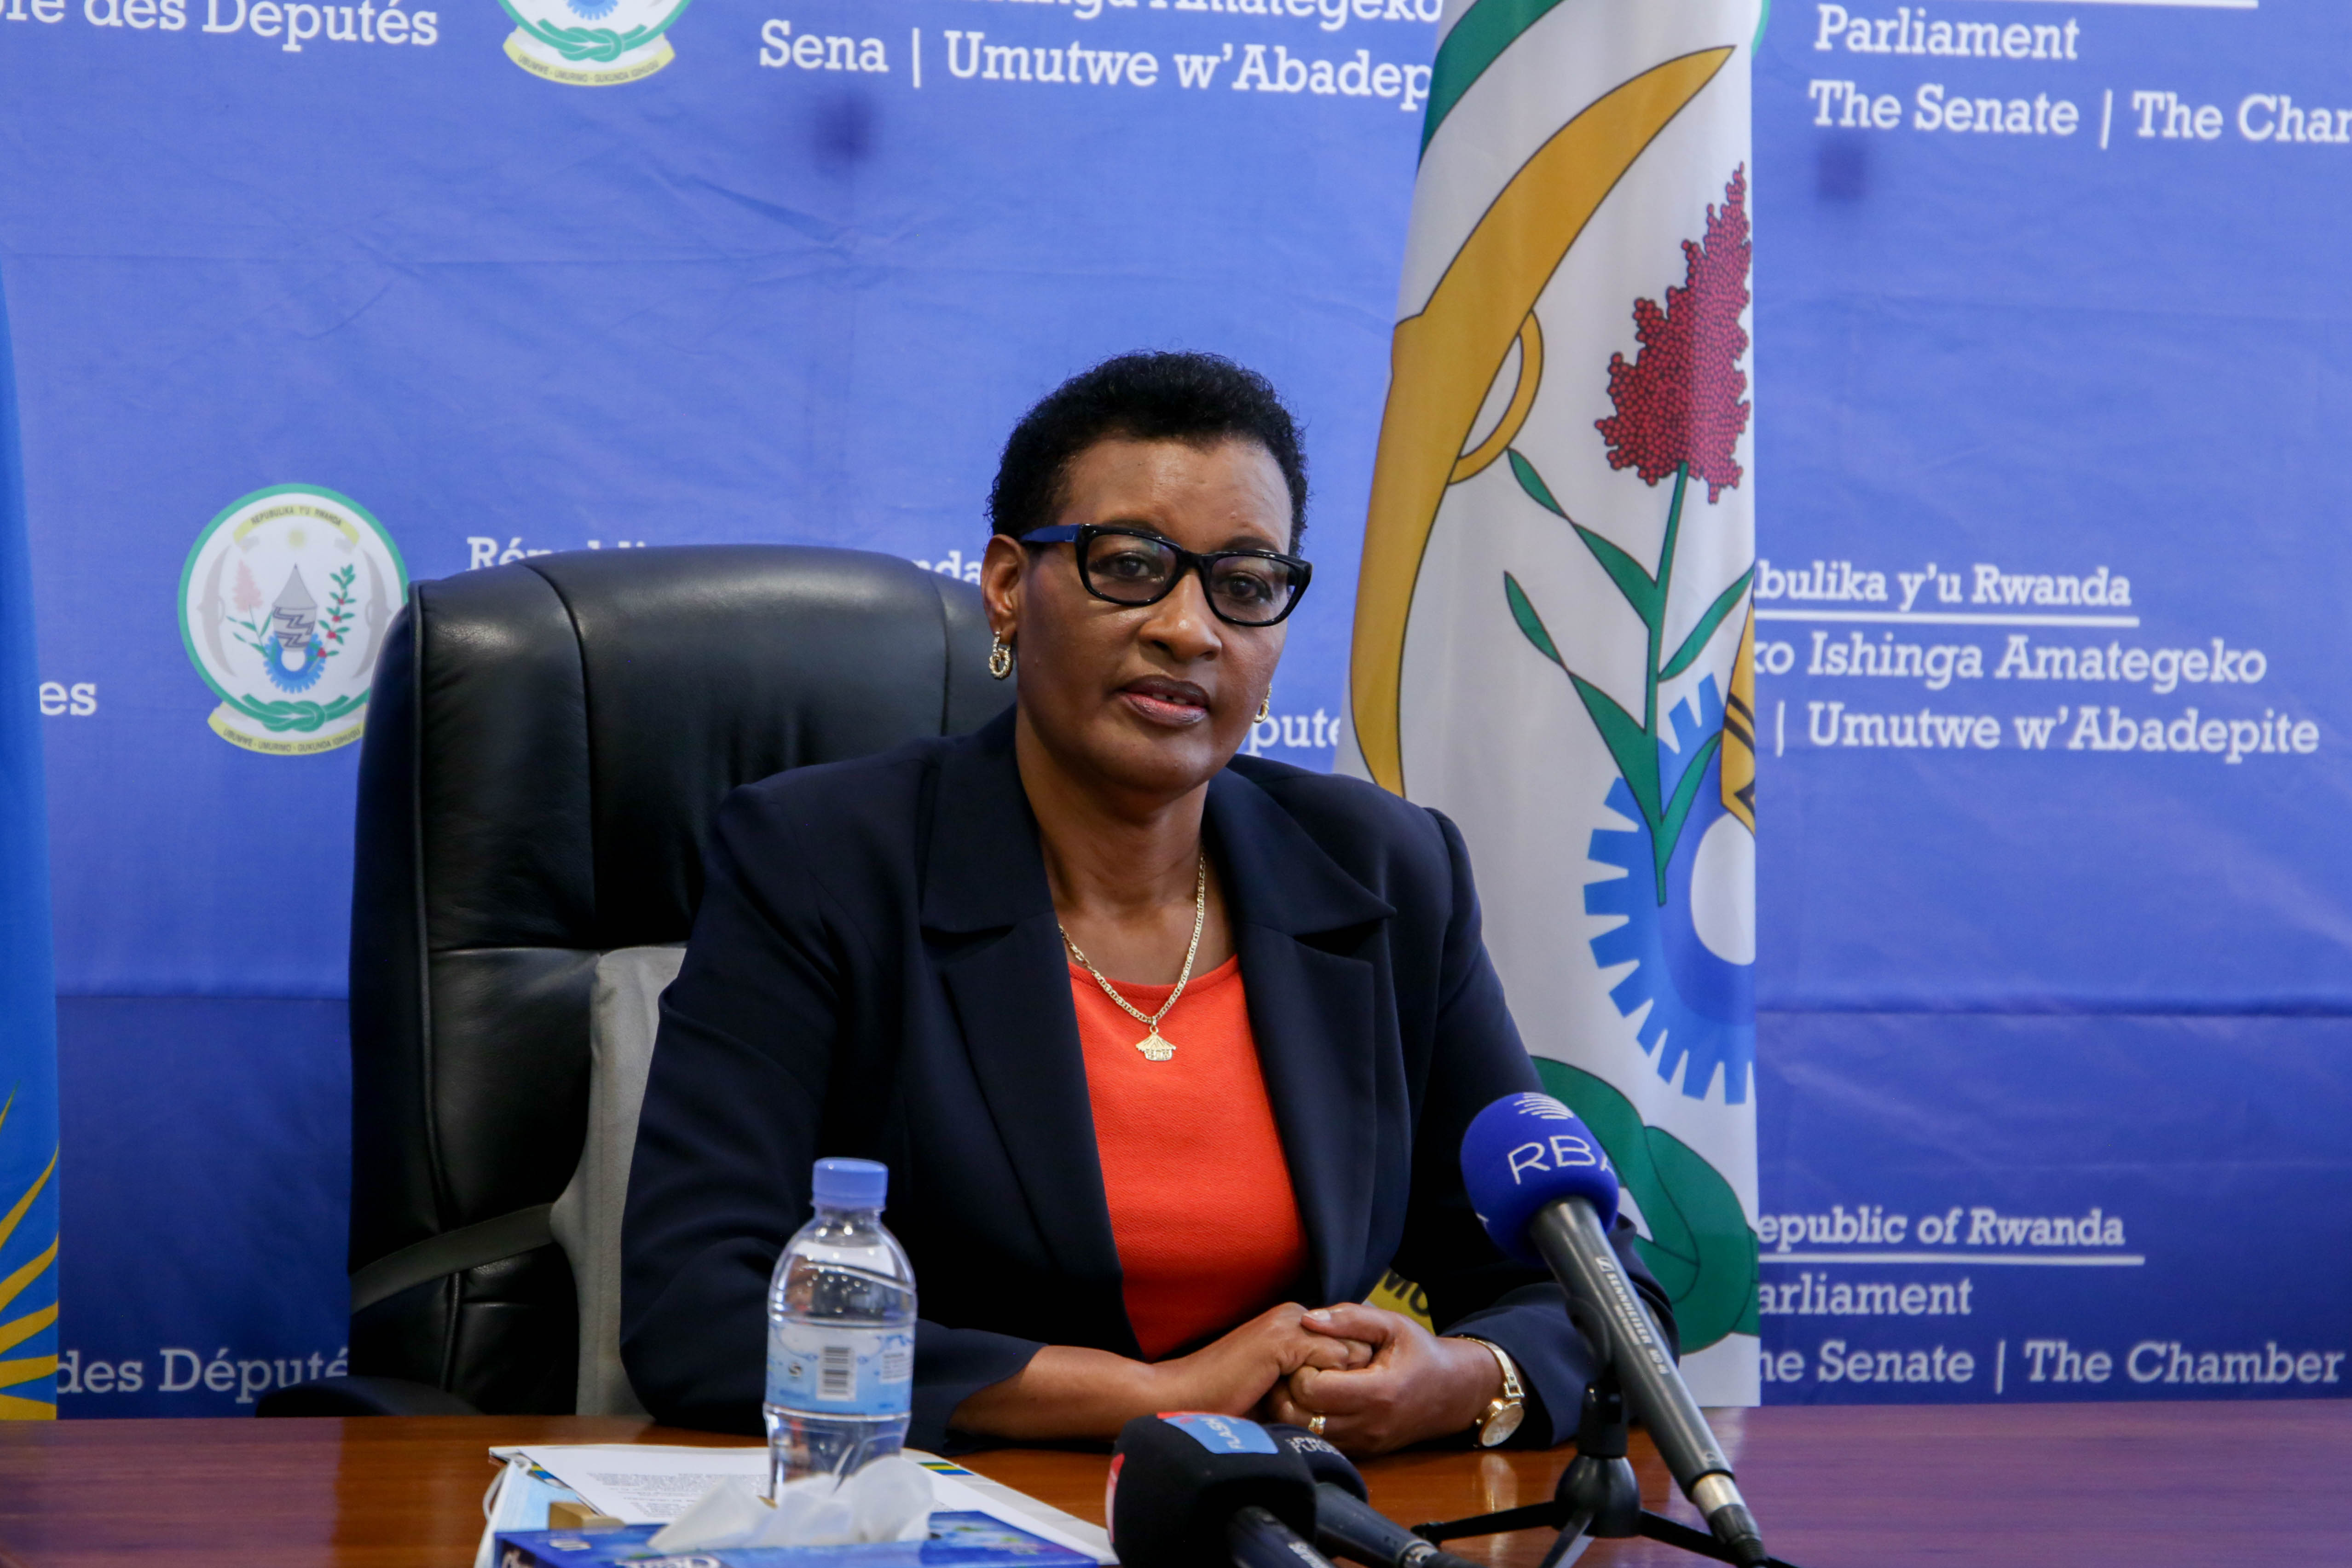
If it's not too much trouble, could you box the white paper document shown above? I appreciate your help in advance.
[489,1444,1116,1563]
[499,1444,766,1522]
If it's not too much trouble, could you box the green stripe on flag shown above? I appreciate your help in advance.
[1420,0,1570,155]
[1425,0,1765,156]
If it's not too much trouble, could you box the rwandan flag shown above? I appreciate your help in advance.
[1340,0,1762,1401]
[0,263,60,1419]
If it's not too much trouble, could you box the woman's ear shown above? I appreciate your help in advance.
[980,533,1027,643]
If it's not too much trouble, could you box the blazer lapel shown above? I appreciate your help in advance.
[1208,771,1397,1310]
[922,717,1127,1312]
[919,719,1401,1326]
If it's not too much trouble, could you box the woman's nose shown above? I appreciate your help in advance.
[1138,569,1223,661]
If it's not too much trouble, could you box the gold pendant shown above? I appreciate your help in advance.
[1136,1030,1176,1063]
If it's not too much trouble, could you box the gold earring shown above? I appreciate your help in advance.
[988,636,1013,680]
[1255,692,1272,724]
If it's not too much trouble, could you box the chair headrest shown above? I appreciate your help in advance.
[380,543,1005,954]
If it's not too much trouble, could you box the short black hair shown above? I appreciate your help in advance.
[988,352,1308,550]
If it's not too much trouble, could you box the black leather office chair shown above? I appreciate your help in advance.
[260,545,1009,1416]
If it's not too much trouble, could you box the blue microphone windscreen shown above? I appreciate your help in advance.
[1459,1093,1622,1263]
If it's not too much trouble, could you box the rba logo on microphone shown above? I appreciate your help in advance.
[1505,1135,1610,1183]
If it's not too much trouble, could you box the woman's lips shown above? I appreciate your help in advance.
[1118,680,1211,728]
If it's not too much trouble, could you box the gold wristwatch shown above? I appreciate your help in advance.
[1454,1337,1524,1447]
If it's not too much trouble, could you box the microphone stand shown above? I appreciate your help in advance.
[1409,1371,1807,1568]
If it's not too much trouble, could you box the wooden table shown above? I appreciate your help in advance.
[1,1403,2345,1566]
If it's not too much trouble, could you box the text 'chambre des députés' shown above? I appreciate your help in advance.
[1805,3,2352,149]
[1746,558,2317,763]
[759,0,1439,112]
[0,0,437,50]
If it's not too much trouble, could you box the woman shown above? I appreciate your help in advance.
[621,352,1673,1455]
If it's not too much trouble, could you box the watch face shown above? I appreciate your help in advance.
[1479,1400,1525,1447]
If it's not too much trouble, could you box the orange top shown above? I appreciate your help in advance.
[1070,954,1311,1360]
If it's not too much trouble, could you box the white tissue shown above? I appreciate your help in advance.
[841,1454,936,1543]
[650,1475,774,1551]
[649,1456,934,1552]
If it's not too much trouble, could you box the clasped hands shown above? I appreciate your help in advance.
[1159,1301,1504,1456]
[951,1301,1506,1455]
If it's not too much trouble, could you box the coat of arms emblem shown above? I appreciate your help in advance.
[179,485,407,756]
[498,0,692,85]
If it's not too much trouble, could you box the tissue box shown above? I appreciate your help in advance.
[496,1509,1099,1568]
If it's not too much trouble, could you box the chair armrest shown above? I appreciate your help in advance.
[254,1374,485,1418]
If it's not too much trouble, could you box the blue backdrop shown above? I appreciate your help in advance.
[0,0,2344,1412]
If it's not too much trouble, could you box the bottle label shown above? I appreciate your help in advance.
[767,1322,914,1416]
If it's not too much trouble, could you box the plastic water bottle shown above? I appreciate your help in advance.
[765,1157,918,1493]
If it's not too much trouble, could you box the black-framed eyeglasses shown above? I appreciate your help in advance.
[1021,524,1312,627]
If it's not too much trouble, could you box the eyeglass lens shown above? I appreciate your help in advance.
[1082,532,1300,624]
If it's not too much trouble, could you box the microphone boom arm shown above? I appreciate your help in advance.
[1527,1202,1736,1499]
[1449,1092,1794,1568]
[1410,1363,1809,1568]
[1416,1200,1797,1568]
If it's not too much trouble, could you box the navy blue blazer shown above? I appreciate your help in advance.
[620,709,1675,1451]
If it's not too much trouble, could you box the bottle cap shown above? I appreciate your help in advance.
[811,1157,889,1209]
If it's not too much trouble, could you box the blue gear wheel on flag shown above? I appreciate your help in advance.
[260,635,327,693]
[1584,675,1756,1103]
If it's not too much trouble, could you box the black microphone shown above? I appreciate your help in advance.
[1266,1425,1485,1568]
[1460,1093,1768,1568]
[1110,1412,1340,1568]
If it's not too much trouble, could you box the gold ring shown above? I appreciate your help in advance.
[1307,1415,1327,1437]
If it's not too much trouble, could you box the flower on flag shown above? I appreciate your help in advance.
[1503,166,1755,906]
[1499,164,1757,1109]
[1594,166,1751,502]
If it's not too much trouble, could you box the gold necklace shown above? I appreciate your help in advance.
[1059,852,1207,1063]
